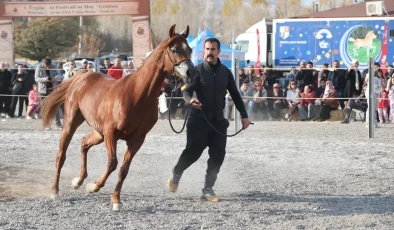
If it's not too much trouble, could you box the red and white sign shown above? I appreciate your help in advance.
[0,20,14,67]
[255,29,261,76]
[2,1,147,17]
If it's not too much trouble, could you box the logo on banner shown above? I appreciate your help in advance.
[279,26,290,39]
[1,31,7,40]
[135,24,146,38]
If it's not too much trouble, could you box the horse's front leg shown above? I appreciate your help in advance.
[111,136,146,211]
[86,130,118,193]
[71,130,103,189]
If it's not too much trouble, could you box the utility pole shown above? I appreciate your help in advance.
[78,16,83,58]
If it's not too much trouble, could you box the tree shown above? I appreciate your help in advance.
[222,0,242,17]
[74,33,106,58]
[15,17,79,61]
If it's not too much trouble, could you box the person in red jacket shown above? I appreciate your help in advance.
[298,84,316,121]
[107,57,124,80]
[378,87,389,123]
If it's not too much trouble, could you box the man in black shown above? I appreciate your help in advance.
[167,38,251,201]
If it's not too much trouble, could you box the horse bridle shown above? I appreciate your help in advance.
[165,48,191,77]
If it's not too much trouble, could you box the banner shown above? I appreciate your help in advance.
[131,16,150,69]
[381,20,388,75]
[0,20,14,67]
[201,25,205,61]
[1,1,149,17]
[255,29,261,76]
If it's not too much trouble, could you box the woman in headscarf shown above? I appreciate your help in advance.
[344,59,362,100]
[317,80,339,121]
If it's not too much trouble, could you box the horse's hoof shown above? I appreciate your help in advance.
[112,203,123,211]
[50,193,59,199]
[71,177,81,189]
[86,182,98,193]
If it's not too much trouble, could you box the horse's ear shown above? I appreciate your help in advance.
[181,25,190,39]
[169,24,176,38]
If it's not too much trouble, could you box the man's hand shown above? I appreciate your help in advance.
[241,118,251,129]
[190,98,202,109]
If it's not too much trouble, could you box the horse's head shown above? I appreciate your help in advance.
[366,31,377,40]
[165,24,196,84]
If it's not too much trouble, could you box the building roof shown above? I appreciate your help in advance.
[294,0,394,18]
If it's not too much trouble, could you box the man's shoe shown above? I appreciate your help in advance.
[341,118,349,124]
[168,168,182,193]
[201,188,219,202]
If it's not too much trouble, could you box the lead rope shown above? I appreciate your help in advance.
[167,85,253,137]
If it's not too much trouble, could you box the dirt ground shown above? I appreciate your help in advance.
[0,118,394,229]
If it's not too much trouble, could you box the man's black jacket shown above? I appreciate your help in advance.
[183,58,248,121]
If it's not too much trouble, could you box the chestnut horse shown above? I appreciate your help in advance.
[40,25,194,211]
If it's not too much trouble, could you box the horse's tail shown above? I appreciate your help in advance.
[348,37,355,42]
[40,76,78,128]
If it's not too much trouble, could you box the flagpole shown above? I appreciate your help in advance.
[231,25,240,133]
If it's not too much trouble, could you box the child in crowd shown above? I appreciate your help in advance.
[389,78,394,123]
[26,83,41,119]
[378,86,389,123]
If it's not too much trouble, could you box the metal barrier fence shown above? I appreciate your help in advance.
[2,58,384,138]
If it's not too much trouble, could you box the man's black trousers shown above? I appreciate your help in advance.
[174,116,229,189]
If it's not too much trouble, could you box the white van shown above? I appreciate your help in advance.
[234,18,273,68]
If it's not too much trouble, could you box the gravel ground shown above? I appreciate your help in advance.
[1,118,394,229]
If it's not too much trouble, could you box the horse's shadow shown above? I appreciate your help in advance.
[222,191,394,216]
[114,191,394,216]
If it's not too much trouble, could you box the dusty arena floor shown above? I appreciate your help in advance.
[1,118,394,229]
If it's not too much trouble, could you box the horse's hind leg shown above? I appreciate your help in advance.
[71,129,103,189]
[86,130,118,193]
[111,136,145,211]
[51,112,85,198]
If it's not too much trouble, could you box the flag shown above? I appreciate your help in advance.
[201,25,205,61]
[231,25,235,78]
[381,20,388,75]
[255,29,261,76]
[191,27,200,65]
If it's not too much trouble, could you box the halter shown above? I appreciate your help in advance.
[165,36,191,76]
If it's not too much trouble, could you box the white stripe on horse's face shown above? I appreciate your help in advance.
[182,42,188,50]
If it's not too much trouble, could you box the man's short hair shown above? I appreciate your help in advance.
[374,62,380,67]
[204,38,220,50]
[323,63,329,67]
[43,58,51,66]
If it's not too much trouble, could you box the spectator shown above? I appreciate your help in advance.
[238,80,254,117]
[26,83,40,119]
[0,61,12,118]
[314,79,326,120]
[267,83,285,120]
[298,84,316,121]
[284,80,300,121]
[122,61,135,77]
[377,87,389,123]
[285,67,296,87]
[101,58,112,74]
[107,57,124,80]
[330,60,346,110]
[63,60,77,82]
[252,80,268,120]
[318,63,330,82]
[34,58,62,129]
[9,64,27,118]
[389,77,394,123]
[296,60,314,91]
[341,86,367,124]
[316,80,339,122]
[344,59,362,99]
